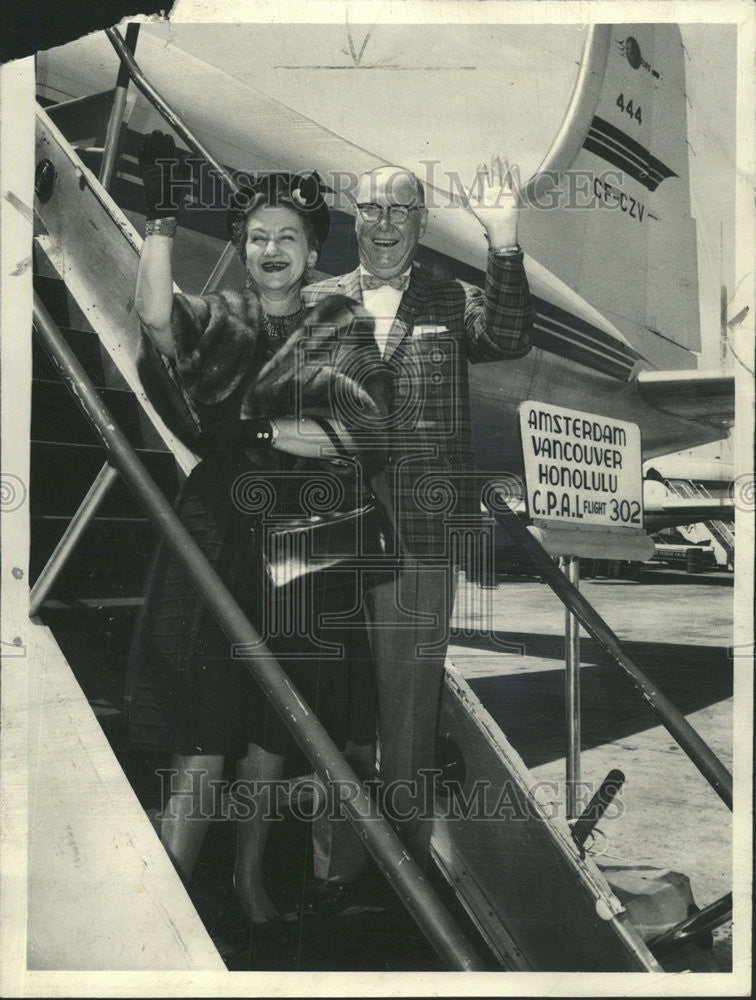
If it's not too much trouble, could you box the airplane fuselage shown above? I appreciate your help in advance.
[35,22,730,478]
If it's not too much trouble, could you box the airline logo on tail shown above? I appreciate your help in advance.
[615,36,660,78]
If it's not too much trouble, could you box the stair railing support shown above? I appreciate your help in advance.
[32,290,488,972]
[105,27,245,296]
[99,24,140,192]
[105,27,240,197]
[562,554,582,819]
[29,461,120,616]
[201,240,238,296]
[488,489,733,811]
[647,892,733,958]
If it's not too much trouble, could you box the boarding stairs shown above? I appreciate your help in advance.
[24,26,733,974]
[665,478,735,569]
[31,243,180,732]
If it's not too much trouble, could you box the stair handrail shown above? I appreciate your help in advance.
[486,489,733,811]
[105,26,240,292]
[105,26,240,198]
[31,290,487,973]
[34,52,731,957]
[75,11,734,893]
[665,479,735,558]
[99,23,141,192]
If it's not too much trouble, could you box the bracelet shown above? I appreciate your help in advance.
[269,417,279,447]
[490,242,521,255]
[144,217,178,238]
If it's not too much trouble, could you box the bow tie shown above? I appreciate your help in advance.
[360,273,410,292]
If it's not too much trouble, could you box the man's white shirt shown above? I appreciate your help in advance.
[359,265,412,357]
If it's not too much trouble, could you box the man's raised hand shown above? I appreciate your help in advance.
[466,154,522,249]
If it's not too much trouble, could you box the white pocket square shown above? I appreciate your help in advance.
[412,324,449,336]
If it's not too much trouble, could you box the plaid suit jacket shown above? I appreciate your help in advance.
[303,250,535,558]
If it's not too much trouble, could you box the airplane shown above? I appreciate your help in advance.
[32,18,736,502]
[8,16,743,976]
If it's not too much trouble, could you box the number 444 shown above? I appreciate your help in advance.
[617,93,642,125]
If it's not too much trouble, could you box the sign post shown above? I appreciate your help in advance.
[518,401,654,820]
[563,555,581,818]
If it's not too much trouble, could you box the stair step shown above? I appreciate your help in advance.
[90,699,123,719]
[32,379,145,447]
[40,597,145,610]
[32,240,66,280]
[76,148,105,177]
[33,272,93,332]
[33,326,107,386]
[33,320,133,393]
[30,515,159,598]
[36,593,141,708]
[44,89,115,145]
[30,440,179,518]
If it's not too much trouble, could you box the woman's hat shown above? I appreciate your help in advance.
[227,171,330,250]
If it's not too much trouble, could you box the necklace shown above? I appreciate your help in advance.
[262,305,306,341]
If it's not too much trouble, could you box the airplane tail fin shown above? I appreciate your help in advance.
[522,24,700,370]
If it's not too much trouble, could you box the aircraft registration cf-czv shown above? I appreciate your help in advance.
[33,20,734,531]
[12,16,741,977]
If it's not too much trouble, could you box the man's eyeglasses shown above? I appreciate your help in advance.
[356,203,421,224]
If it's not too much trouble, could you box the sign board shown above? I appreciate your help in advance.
[518,401,654,561]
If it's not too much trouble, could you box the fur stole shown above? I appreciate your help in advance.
[137,289,389,462]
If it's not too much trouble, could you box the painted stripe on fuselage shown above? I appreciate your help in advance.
[536,309,636,366]
[583,116,678,192]
[531,296,641,381]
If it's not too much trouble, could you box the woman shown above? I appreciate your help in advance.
[127,132,388,924]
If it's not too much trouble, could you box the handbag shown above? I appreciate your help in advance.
[262,416,395,588]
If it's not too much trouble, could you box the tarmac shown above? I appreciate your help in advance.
[161,564,736,972]
[447,565,735,971]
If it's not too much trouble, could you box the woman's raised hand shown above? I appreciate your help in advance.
[138,130,188,220]
[135,131,187,354]
[466,154,522,249]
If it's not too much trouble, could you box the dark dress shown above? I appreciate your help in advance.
[126,290,390,762]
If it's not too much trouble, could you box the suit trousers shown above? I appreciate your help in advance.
[312,557,458,881]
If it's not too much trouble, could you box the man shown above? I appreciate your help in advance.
[301,156,535,904]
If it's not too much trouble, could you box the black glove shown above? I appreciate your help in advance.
[138,130,189,220]
[195,418,275,457]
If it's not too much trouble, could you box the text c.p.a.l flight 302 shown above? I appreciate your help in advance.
[33,21,736,526]
[18,19,739,976]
